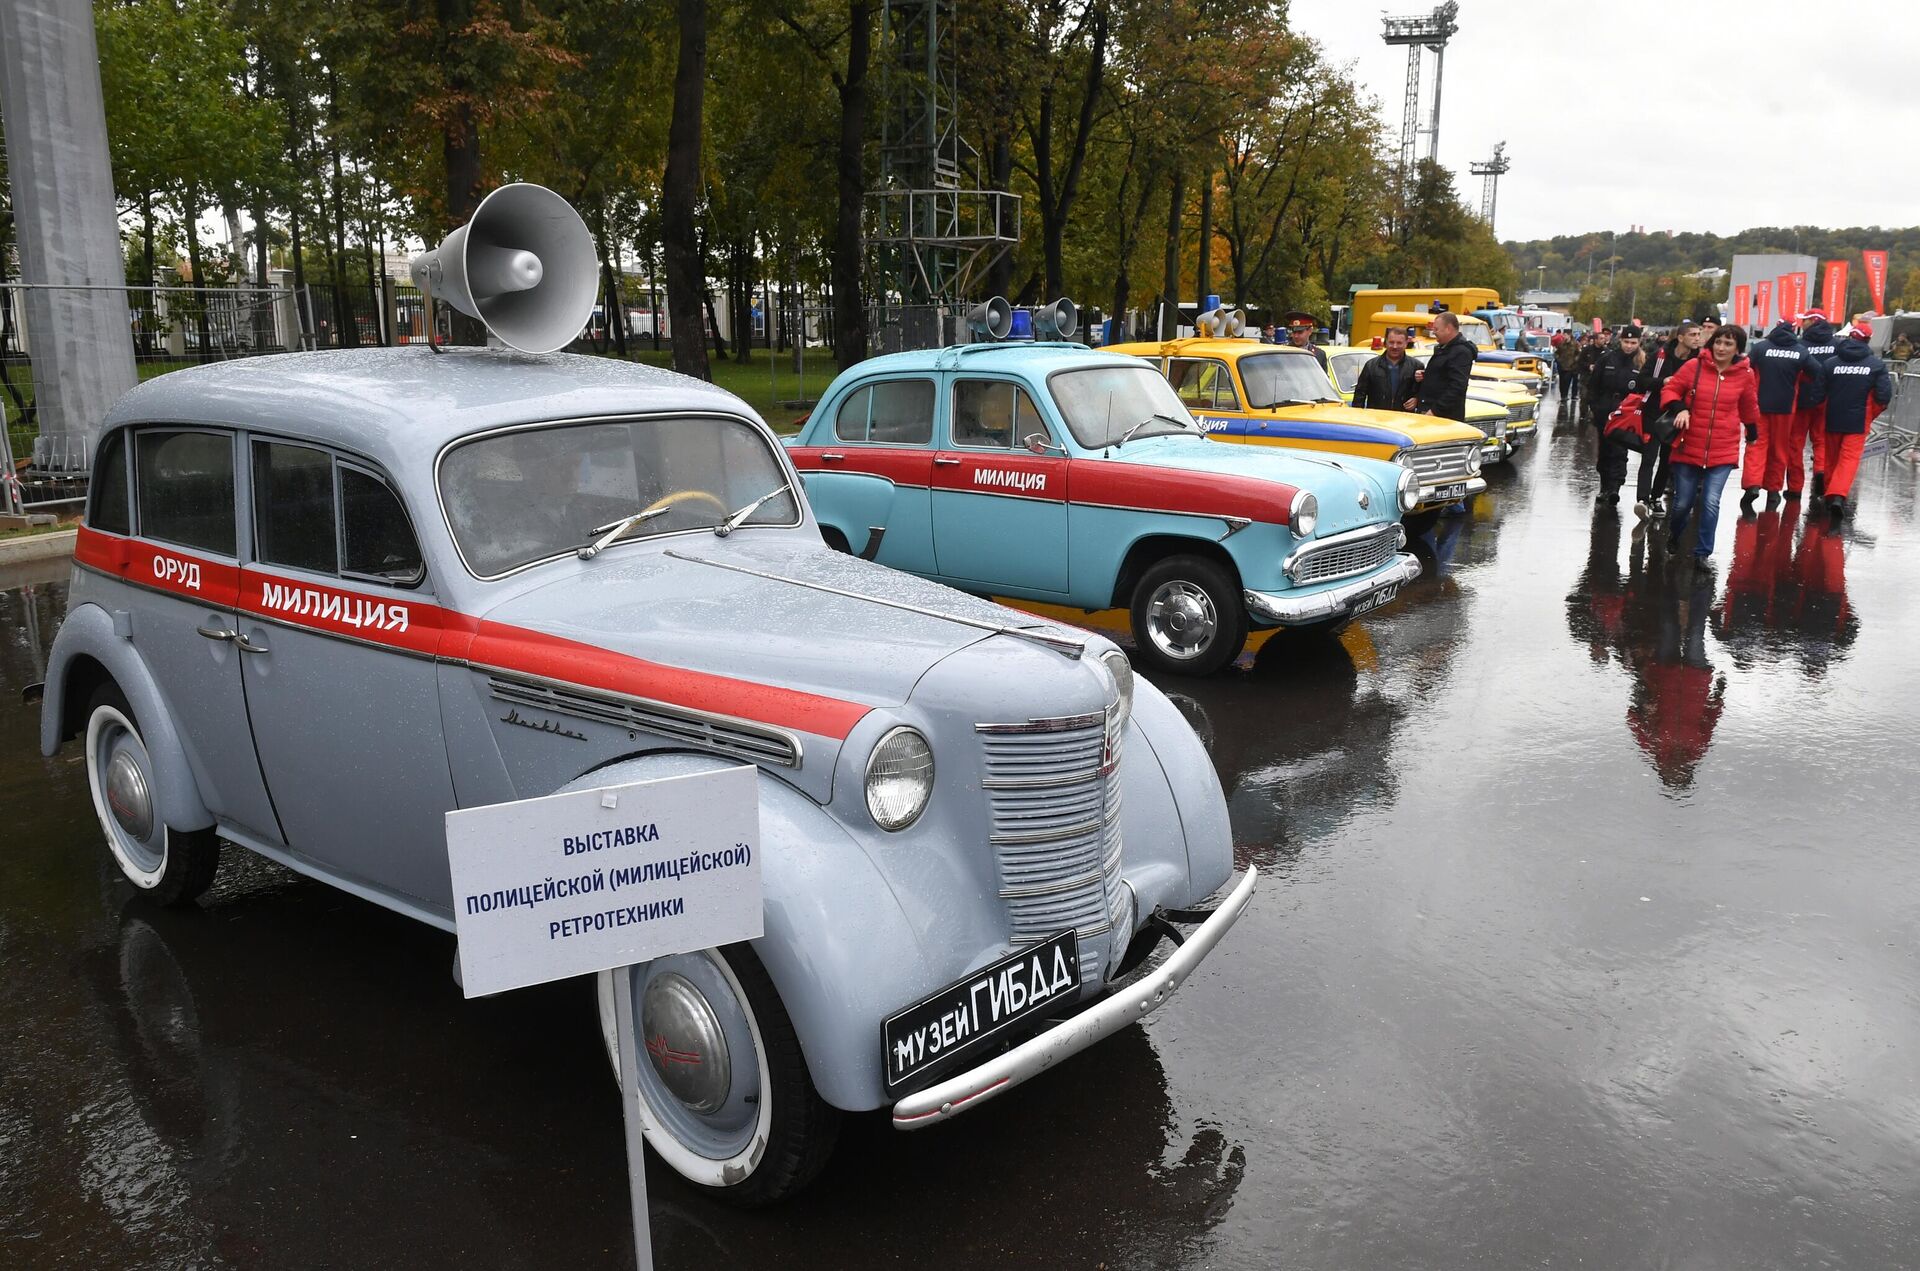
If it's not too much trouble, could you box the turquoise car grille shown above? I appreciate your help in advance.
[977,711,1127,987]
[1289,523,1402,586]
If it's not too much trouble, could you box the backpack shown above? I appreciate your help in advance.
[1604,391,1650,445]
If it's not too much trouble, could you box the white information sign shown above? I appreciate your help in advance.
[445,765,763,998]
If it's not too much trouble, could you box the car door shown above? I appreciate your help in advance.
[234,438,460,912]
[929,377,1070,594]
[122,427,281,841]
[813,377,937,570]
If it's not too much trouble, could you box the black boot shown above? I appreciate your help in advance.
[1827,494,1845,522]
[1783,488,1802,501]
[1812,472,1826,497]
[1765,490,1781,511]
[1739,488,1758,515]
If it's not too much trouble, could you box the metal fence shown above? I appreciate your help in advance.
[1870,368,1920,459]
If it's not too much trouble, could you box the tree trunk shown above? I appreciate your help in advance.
[140,190,156,357]
[1195,168,1212,304]
[985,131,1014,301]
[253,192,273,350]
[662,0,710,378]
[832,0,872,372]
[1161,167,1184,336]
[181,187,213,360]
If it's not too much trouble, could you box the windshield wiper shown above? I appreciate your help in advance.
[714,482,792,537]
[576,506,672,559]
[1115,412,1188,448]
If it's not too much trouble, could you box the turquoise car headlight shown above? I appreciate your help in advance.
[1397,467,1418,511]
[1289,490,1318,538]
[866,726,933,831]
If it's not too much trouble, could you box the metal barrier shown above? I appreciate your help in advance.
[1871,369,1920,459]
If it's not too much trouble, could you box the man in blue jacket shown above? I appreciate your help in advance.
[1746,320,1815,511]
[1805,322,1893,522]
[1786,311,1838,499]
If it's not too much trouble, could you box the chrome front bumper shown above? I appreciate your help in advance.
[891,867,1258,1130]
[1243,551,1421,625]
[1414,475,1487,508]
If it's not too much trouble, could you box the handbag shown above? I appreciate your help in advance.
[1643,356,1693,445]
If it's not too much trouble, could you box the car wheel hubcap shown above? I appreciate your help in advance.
[643,971,732,1114]
[105,749,154,842]
[1147,581,1217,660]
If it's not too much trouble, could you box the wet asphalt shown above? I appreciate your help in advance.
[4,395,1918,1270]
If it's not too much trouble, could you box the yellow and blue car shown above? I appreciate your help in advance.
[1104,336,1487,522]
[1324,345,1537,454]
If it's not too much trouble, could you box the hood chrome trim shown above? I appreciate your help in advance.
[663,550,1088,658]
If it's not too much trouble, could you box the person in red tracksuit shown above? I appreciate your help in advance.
[1660,324,1759,564]
[1786,312,1838,499]
[1804,322,1894,523]
[1745,320,1815,511]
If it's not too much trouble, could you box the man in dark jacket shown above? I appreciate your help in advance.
[1633,321,1703,519]
[1804,322,1893,521]
[1418,311,1475,422]
[1554,335,1580,409]
[1587,329,1649,504]
[1786,312,1838,499]
[1281,312,1329,371]
[1575,334,1607,425]
[1351,326,1420,412]
[1747,319,1816,510]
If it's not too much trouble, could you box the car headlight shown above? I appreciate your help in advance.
[866,726,933,831]
[1397,466,1418,511]
[1289,489,1318,538]
[1467,445,1483,476]
[1393,446,1415,470]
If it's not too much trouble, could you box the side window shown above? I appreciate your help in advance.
[834,385,871,442]
[89,430,131,535]
[870,380,932,444]
[253,441,338,574]
[136,430,235,555]
[953,380,1045,449]
[1167,359,1236,410]
[340,464,424,585]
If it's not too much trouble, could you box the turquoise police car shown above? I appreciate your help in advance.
[787,344,1422,675]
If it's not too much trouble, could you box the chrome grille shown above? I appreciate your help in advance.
[1408,441,1477,484]
[978,710,1125,987]
[487,673,800,768]
[1288,523,1402,585]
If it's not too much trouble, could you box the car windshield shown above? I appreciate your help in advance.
[439,416,798,576]
[1049,364,1201,448]
[1329,352,1369,393]
[1458,318,1494,345]
[1236,353,1340,408]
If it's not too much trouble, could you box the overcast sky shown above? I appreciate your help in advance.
[1299,0,1920,244]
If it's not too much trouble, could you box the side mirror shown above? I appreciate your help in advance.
[1024,432,1065,456]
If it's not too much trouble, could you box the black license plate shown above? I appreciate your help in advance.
[1433,482,1469,501]
[1350,584,1399,616]
[883,930,1080,1093]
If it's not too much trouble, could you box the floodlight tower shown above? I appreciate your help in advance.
[1470,142,1511,231]
[866,0,1018,315]
[1381,1,1460,185]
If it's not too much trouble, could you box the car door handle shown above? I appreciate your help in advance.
[933,457,961,466]
[233,631,269,654]
[196,621,236,642]
[819,452,845,462]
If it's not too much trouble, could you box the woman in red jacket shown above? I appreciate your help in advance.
[1659,325,1760,564]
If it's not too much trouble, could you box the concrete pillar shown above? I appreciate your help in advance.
[270,268,297,350]
[0,0,139,468]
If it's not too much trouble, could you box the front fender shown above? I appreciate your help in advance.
[796,470,902,562]
[561,751,931,1112]
[41,602,215,833]
[1125,679,1233,906]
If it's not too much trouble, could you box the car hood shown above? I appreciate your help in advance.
[1105,435,1401,535]
[1272,401,1484,446]
[477,534,1085,718]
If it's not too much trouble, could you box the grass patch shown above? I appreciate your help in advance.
[617,348,840,432]
[0,520,76,541]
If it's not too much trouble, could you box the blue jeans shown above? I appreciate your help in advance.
[1667,462,1735,557]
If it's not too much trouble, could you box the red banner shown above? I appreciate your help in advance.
[1821,261,1849,323]
[1756,279,1773,327]
[1734,284,1751,328]
[1777,275,1794,321]
[1862,249,1889,312]
[1791,272,1810,321]
[1591,316,1603,333]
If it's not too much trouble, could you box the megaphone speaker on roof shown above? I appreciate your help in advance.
[409,182,597,354]
[1224,308,1246,337]
[1032,297,1078,341]
[966,296,1013,341]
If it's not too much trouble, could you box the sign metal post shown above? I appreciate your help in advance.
[446,764,763,1271]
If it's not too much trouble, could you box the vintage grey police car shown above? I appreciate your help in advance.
[37,348,1254,1203]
